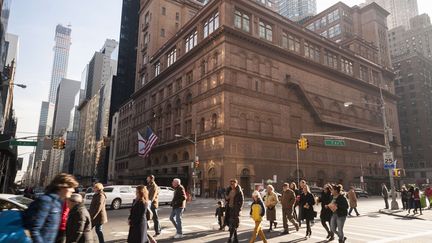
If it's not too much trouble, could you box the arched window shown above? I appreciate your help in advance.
[200,117,205,133]
[183,151,190,161]
[211,113,218,129]
[172,153,178,163]
[163,156,168,164]
[155,158,160,165]
[185,93,192,113]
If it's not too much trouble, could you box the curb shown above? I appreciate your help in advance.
[378,209,426,220]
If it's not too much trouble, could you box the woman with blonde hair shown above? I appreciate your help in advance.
[299,185,316,238]
[264,185,279,232]
[89,183,107,243]
[249,190,267,243]
[128,185,156,243]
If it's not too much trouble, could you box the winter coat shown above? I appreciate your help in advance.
[23,192,63,243]
[382,186,389,198]
[347,190,358,208]
[280,189,296,211]
[299,192,316,220]
[66,203,93,243]
[318,191,332,221]
[332,194,349,217]
[265,191,278,221]
[215,206,225,217]
[250,199,265,222]
[89,191,108,226]
[225,185,244,213]
[171,185,186,209]
[127,200,149,243]
[147,181,159,208]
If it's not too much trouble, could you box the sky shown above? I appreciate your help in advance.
[7,0,432,177]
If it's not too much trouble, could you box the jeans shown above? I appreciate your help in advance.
[330,214,346,241]
[170,208,184,235]
[348,207,359,215]
[94,224,105,243]
[151,204,161,234]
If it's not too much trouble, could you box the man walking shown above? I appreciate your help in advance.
[147,175,161,236]
[381,183,389,209]
[280,183,299,235]
[170,178,186,239]
[225,179,244,243]
[89,183,108,243]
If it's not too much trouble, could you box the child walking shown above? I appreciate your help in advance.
[215,201,225,230]
[249,190,267,243]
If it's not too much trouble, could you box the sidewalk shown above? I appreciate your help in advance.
[379,207,432,220]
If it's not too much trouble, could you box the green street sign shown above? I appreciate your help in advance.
[324,139,346,146]
[9,140,38,146]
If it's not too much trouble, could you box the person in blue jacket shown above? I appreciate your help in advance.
[23,173,78,243]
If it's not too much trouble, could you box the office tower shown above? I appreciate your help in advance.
[48,24,72,103]
[366,0,418,29]
[277,0,316,22]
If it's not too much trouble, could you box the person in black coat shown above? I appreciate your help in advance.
[225,179,244,243]
[127,185,150,243]
[329,184,349,243]
[317,184,333,240]
[65,193,94,243]
[299,185,316,238]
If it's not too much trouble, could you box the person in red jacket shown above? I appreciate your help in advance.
[55,200,70,243]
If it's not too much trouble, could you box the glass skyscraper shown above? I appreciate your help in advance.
[277,0,317,22]
[48,24,72,103]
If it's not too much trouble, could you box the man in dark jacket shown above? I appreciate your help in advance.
[381,183,389,209]
[147,175,161,236]
[23,173,78,243]
[66,193,94,243]
[225,179,244,243]
[170,178,186,239]
[89,183,108,243]
[280,183,299,235]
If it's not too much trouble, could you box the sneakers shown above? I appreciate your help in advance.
[173,233,184,239]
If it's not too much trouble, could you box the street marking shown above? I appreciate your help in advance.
[369,230,432,243]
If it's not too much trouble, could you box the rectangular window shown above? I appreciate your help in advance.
[176,12,180,21]
[360,65,369,81]
[328,24,341,38]
[288,34,300,52]
[167,48,177,67]
[185,30,198,53]
[186,71,193,84]
[167,84,173,95]
[204,11,219,38]
[259,20,272,41]
[372,71,380,85]
[160,28,165,37]
[341,57,353,75]
[161,7,166,15]
[144,33,149,45]
[176,78,182,91]
[155,61,161,76]
[144,12,150,25]
[304,42,320,62]
[324,50,338,69]
[328,9,339,23]
[234,10,250,32]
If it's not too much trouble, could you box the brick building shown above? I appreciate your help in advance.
[113,0,402,196]
[393,52,432,183]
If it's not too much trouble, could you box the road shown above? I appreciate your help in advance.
[102,196,432,243]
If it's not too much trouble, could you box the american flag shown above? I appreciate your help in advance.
[137,127,158,158]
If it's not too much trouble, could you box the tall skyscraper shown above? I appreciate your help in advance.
[48,24,72,103]
[366,0,418,29]
[277,0,317,22]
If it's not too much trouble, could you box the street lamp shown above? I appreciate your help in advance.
[1,82,27,89]
[175,131,197,200]
[344,86,399,210]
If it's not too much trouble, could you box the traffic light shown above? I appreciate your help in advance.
[58,138,66,149]
[52,138,59,149]
[297,137,309,151]
[393,168,402,177]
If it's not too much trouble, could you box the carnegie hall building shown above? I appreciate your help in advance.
[113,0,402,196]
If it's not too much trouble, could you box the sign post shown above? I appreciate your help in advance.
[9,140,38,146]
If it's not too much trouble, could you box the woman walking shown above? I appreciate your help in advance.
[347,187,360,216]
[65,194,93,243]
[264,185,278,232]
[127,185,154,243]
[89,183,108,243]
[289,182,299,222]
[401,186,408,210]
[249,190,267,243]
[408,186,415,214]
[299,185,315,238]
[329,184,349,243]
[317,184,333,240]
[413,187,422,215]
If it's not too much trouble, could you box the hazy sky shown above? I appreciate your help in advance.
[7,0,432,175]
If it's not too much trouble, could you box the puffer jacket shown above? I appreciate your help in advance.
[23,193,63,243]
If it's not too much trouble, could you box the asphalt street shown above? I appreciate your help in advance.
[102,196,432,243]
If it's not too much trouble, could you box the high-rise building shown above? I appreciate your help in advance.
[113,0,401,195]
[48,24,72,103]
[393,52,432,183]
[277,0,316,22]
[365,0,418,29]
[388,14,432,60]
[75,39,117,185]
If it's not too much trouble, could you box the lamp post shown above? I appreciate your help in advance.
[344,86,399,210]
[175,130,197,200]
[1,83,27,88]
